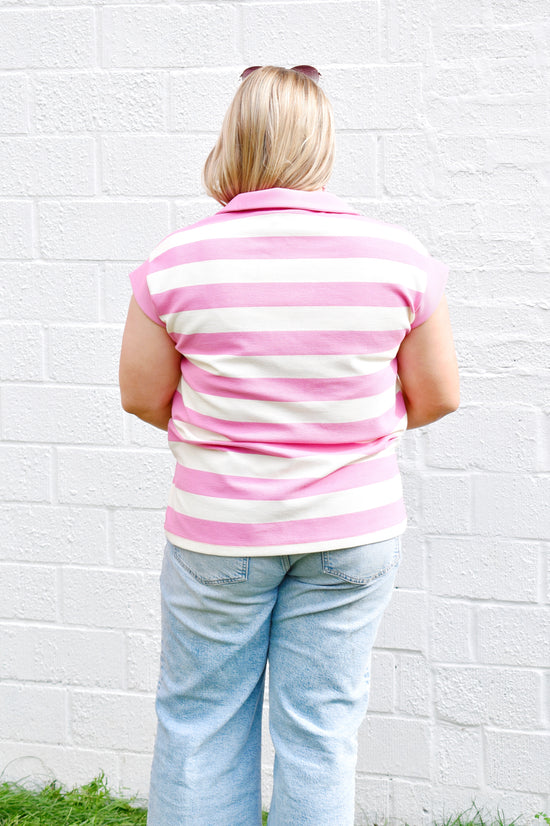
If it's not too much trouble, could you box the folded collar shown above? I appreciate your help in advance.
[218,187,361,216]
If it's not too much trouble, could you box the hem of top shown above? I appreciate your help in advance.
[164,521,407,557]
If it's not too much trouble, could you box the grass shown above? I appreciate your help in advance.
[0,773,546,826]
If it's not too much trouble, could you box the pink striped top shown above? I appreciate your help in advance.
[129,188,449,556]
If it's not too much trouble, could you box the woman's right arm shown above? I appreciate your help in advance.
[396,294,460,429]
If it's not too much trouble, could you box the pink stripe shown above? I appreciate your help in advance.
[164,499,406,547]
[153,282,423,315]
[172,330,404,356]
[167,423,399,457]
[180,359,397,402]
[170,391,406,444]
[148,235,438,272]
[172,453,399,500]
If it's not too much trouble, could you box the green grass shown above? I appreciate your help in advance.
[0,773,270,825]
[0,773,546,826]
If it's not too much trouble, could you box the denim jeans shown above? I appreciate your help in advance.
[147,535,402,826]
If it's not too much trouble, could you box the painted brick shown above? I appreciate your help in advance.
[426,99,549,136]
[490,0,548,24]
[389,779,431,826]
[38,200,170,261]
[354,774,390,826]
[424,63,478,97]
[384,0,432,63]
[368,651,394,713]
[394,527,426,590]
[103,5,239,69]
[0,323,43,381]
[0,563,57,620]
[427,537,538,602]
[473,476,550,539]
[433,26,535,61]
[62,567,160,630]
[0,202,32,258]
[485,730,550,793]
[383,134,441,198]
[431,787,547,826]
[357,716,430,778]
[1,625,125,688]
[0,446,51,503]
[477,606,550,667]
[174,198,218,229]
[33,71,165,133]
[435,724,481,787]
[0,745,119,791]
[102,135,206,197]
[0,504,108,564]
[127,632,161,693]
[331,133,377,199]
[421,475,472,535]
[0,684,66,744]
[375,591,428,652]
[0,137,95,196]
[0,263,99,323]
[324,66,422,131]
[431,599,474,663]
[70,690,156,752]
[435,666,541,729]
[0,74,28,133]
[242,2,379,64]
[118,752,152,804]
[47,325,121,385]
[444,269,548,306]
[111,508,166,570]
[397,653,431,717]
[460,374,549,409]
[3,386,124,445]
[57,448,172,508]
[102,263,133,324]
[0,9,95,70]
[171,70,240,132]
[126,413,170,449]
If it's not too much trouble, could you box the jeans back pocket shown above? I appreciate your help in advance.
[321,536,401,585]
[169,542,249,585]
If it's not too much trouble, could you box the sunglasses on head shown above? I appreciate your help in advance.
[240,65,321,83]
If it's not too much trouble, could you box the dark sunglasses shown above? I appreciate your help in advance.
[240,65,321,83]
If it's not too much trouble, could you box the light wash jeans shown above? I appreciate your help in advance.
[147,535,402,826]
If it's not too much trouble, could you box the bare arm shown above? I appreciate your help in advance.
[119,296,182,431]
[396,294,460,430]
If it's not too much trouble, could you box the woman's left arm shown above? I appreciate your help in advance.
[119,296,182,431]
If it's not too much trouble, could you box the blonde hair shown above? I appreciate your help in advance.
[202,66,335,206]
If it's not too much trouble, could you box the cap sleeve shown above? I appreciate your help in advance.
[129,259,165,327]
[410,253,450,330]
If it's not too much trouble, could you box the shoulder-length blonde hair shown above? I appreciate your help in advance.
[203,66,335,206]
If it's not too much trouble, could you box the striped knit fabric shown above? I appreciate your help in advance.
[129,188,449,556]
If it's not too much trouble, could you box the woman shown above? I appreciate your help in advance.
[119,65,459,826]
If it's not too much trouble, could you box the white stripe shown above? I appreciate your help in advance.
[186,352,398,379]
[165,522,407,556]
[177,382,397,425]
[168,440,397,480]
[170,419,230,443]
[167,474,403,524]
[147,257,428,294]
[163,305,411,335]
[150,213,428,259]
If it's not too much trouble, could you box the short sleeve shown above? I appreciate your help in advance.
[410,254,450,330]
[129,259,165,327]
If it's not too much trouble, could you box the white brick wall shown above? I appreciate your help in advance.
[1,0,548,822]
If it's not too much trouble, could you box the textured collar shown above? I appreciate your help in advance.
[219,187,361,216]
